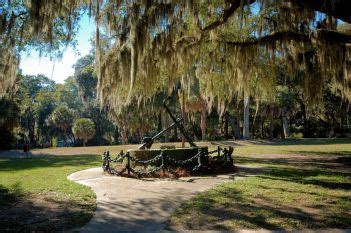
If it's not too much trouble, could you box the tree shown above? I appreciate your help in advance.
[16,73,56,145]
[2,1,351,142]
[243,91,250,139]
[72,118,96,146]
[34,90,57,144]
[54,77,82,110]
[92,0,351,116]
[0,98,20,149]
[73,55,97,106]
[51,105,75,146]
[0,1,81,96]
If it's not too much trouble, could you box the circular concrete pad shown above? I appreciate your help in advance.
[68,166,259,232]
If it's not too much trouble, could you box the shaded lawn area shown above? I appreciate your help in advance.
[233,138,351,156]
[170,139,351,230]
[0,155,101,231]
[0,138,350,231]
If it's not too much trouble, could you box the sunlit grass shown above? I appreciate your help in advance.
[1,138,350,230]
[0,155,101,230]
[170,138,351,230]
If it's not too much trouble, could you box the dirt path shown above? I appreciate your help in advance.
[68,166,261,232]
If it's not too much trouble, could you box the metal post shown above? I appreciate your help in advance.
[127,154,130,175]
[161,153,165,174]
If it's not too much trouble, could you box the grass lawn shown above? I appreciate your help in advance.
[0,154,101,231]
[0,138,350,231]
[170,138,351,230]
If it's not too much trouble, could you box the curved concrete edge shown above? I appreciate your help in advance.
[68,167,106,182]
[67,166,255,232]
[67,167,351,233]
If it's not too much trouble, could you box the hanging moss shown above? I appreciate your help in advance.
[0,48,18,97]
[1,0,351,115]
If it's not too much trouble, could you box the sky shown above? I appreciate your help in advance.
[19,14,95,84]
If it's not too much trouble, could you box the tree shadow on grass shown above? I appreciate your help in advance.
[0,154,100,171]
[257,166,351,190]
[168,151,350,230]
[0,183,95,232]
[170,185,335,230]
[290,150,351,157]
[216,138,351,147]
[236,153,351,190]
[236,154,351,171]
[170,167,351,230]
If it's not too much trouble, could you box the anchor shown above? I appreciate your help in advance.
[139,97,197,149]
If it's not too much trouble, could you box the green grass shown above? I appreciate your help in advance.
[1,138,350,231]
[170,139,351,230]
[0,155,101,231]
[234,138,351,156]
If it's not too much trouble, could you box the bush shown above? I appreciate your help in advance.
[290,132,304,139]
[52,137,58,147]
[72,118,95,146]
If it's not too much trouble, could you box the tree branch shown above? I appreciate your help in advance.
[225,30,351,47]
[291,0,351,24]
[315,29,351,44]
[176,0,256,46]
[226,31,310,46]
[201,0,256,32]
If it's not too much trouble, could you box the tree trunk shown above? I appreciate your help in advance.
[63,128,67,146]
[261,116,264,138]
[252,101,260,138]
[243,93,250,139]
[299,99,309,137]
[120,126,128,145]
[269,106,274,140]
[163,111,170,142]
[233,115,241,139]
[158,112,162,132]
[200,108,207,141]
[83,139,86,147]
[282,116,290,139]
[224,112,236,139]
[224,114,229,139]
[181,84,186,147]
[173,127,178,142]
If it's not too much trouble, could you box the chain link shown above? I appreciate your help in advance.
[102,146,234,178]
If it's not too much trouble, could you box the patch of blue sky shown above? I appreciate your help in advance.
[19,13,95,83]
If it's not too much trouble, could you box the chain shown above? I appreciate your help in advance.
[102,146,234,178]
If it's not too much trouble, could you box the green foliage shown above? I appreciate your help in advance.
[72,118,96,146]
[3,59,119,148]
[290,132,304,139]
[74,55,97,105]
[51,105,75,146]
[51,105,75,132]
[52,137,58,148]
[0,98,20,149]
[54,77,82,110]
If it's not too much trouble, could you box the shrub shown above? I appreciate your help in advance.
[290,132,304,139]
[52,137,58,147]
[72,118,95,146]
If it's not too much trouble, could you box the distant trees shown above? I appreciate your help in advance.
[72,118,95,146]
[1,1,351,147]
[73,54,97,106]
[1,54,120,149]
[16,73,56,145]
[51,106,75,146]
[0,98,20,149]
